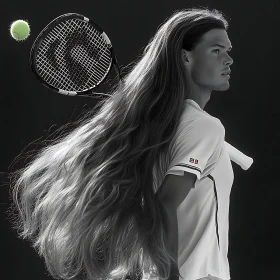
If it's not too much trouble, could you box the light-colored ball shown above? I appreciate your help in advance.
[10,20,31,41]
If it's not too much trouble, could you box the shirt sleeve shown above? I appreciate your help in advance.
[165,117,225,188]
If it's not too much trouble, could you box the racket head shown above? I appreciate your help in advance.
[29,13,116,97]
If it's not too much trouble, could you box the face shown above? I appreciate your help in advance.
[182,28,233,92]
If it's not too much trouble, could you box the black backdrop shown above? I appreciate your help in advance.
[1,0,278,280]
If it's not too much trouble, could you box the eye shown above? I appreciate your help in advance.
[213,49,232,55]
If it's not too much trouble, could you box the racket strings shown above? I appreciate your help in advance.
[35,18,112,92]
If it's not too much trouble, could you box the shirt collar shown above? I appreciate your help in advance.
[185,99,205,112]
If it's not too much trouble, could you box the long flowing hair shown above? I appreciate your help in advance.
[7,7,229,280]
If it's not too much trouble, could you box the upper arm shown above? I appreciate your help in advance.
[155,171,197,208]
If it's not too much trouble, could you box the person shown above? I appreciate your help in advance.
[7,6,245,280]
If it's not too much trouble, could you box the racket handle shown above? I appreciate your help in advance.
[225,141,254,170]
[58,89,111,98]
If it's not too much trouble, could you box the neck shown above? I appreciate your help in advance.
[188,85,211,110]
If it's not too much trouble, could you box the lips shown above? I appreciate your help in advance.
[222,70,231,75]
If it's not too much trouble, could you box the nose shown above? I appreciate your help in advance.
[225,54,233,66]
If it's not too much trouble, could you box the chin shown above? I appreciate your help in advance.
[214,82,230,91]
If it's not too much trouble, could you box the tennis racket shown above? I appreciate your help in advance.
[29,13,124,98]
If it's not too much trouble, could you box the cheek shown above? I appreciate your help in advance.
[192,60,216,82]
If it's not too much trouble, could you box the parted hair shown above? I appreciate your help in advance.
[7,7,228,280]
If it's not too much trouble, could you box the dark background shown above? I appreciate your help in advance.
[1,0,279,280]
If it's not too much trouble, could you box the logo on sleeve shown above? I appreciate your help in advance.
[189,158,199,164]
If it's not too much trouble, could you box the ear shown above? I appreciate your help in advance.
[181,49,190,63]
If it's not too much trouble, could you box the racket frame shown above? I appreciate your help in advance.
[29,13,124,98]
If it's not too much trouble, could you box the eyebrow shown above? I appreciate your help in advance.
[210,44,232,50]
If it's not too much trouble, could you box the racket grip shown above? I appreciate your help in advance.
[225,141,254,170]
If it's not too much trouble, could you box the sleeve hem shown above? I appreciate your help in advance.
[166,166,201,180]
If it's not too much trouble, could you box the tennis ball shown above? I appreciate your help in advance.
[10,20,31,41]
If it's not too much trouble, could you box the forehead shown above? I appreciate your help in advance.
[200,29,232,48]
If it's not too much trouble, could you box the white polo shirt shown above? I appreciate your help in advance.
[148,99,254,280]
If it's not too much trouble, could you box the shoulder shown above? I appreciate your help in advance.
[180,104,223,131]
[171,112,225,156]
[185,115,224,139]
